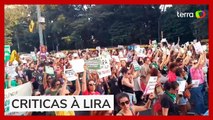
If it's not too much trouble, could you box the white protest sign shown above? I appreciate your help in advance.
[177,80,186,93]
[187,51,192,56]
[118,45,124,49]
[5,82,33,115]
[134,45,141,53]
[64,69,77,81]
[202,45,207,51]
[120,58,127,62]
[161,38,167,43]
[119,51,124,58]
[97,69,111,78]
[193,42,203,54]
[152,40,157,44]
[96,46,101,51]
[5,66,17,79]
[166,49,170,55]
[137,48,146,58]
[180,48,185,54]
[112,56,120,62]
[101,51,111,60]
[185,42,189,46]
[45,66,54,75]
[56,52,66,58]
[192,80,200,88]
[143,76,158,95]
[97,57,111,78]
[70,59,85,73]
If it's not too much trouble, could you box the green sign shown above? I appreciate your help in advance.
[4,45,11,63]
[85,58,101,70]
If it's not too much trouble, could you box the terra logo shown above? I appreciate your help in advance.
[177,10,206,19]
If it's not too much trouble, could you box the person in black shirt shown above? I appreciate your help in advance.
[161,81,180,116]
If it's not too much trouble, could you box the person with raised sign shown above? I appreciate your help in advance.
[189,52,207,115]
[82,65,100,95]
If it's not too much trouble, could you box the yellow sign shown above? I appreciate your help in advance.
[29,20,35,33]
[9,50,20,64]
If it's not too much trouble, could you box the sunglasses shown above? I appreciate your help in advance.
[120,101,130,106]
[89,83,96,86]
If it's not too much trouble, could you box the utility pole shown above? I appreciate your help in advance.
[36,5,44,46]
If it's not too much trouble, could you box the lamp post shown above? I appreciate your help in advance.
[36,5,44,46]
[158,5,166,42]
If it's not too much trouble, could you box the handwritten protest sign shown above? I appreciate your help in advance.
[5,82,32,115]
[45,66,54,75]
[192,80,200,88]
[97,68,111,78]
[97,57,111,78]
[143,76,158,95]
[193,42,203,54]
[64,69,77,81]
[132,61,141,71]
[177,80,186,94]
[85,58,101,70]
[70,59,85,73]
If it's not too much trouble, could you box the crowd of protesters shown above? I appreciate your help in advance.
[5,39,209,116]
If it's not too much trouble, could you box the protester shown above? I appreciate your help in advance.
[161,81,180,116]
[116,92,155,116]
